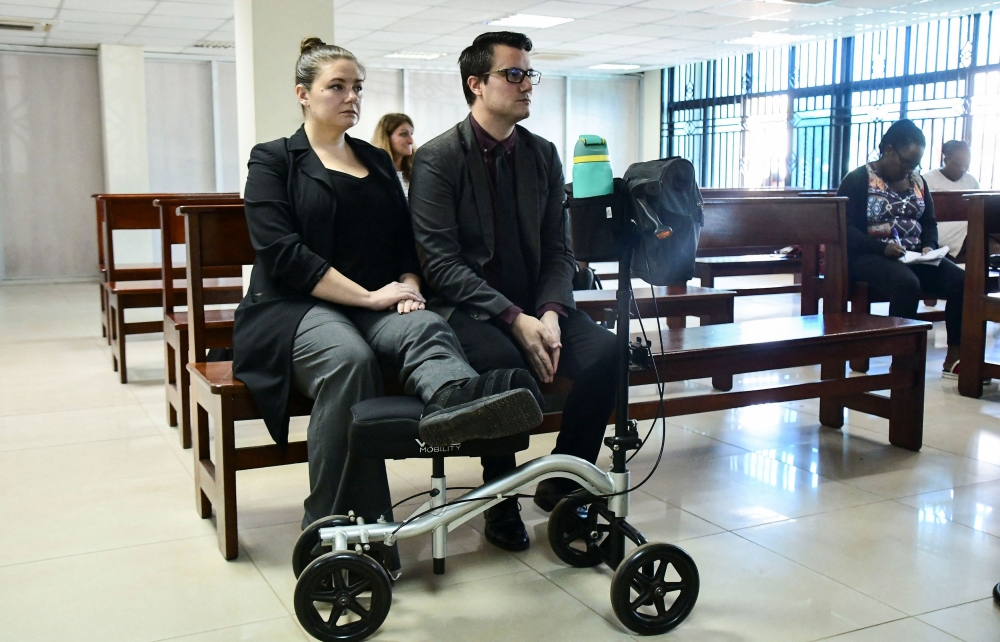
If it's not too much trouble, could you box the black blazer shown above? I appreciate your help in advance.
[232,125,410,446]
[837,164,938,258]
[408,115,576,321]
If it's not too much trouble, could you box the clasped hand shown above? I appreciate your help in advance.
[511,310,562,383]
[367,281,426,314]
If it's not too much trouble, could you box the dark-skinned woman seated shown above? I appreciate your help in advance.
[232,39,542,542]
[837,119,965,378]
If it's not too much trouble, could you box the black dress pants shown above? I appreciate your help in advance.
[448,307,618,482]
[850,253,965,346]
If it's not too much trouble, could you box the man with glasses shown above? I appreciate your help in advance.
[409,31,617,552]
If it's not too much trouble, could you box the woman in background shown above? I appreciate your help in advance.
[372,113,415,195]
[837,119,966,377]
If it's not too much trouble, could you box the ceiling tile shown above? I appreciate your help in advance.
[335,12,400,30]
[623,23,704,38]
[831,0,909,8]
[634,0,734,10]
[704,1,792,19]
[381,18,467,35]
[659,11,746,28]
[360,30,436,45]
[338,0,431,16]
[519,1,619,18]
[61,0,155,14]
[51,21,132,35]
[592,7,680,22]
[409,6,507,21]
[151,2,233,19]
[774,4,862,22]
[56,9,142,25]
[129,26,213,40]
[575,33,658,46]
[0,4,57,19]
[542,18,628,32]
[140,15,225,30]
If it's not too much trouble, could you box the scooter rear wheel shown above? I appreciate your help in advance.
[547,492,646,568]
[293,515,353,578]
[294,551,392,642]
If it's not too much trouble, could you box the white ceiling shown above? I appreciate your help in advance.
[0,0,997,73]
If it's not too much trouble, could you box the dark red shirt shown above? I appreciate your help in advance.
[469,114,565,324]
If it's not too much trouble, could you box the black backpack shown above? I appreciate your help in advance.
[623,157,703,286]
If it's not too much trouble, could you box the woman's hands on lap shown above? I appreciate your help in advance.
[366,281,425,312]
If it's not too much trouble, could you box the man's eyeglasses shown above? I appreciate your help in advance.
[489,68,541,85]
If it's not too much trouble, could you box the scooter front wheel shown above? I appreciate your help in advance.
[610,542,699,635]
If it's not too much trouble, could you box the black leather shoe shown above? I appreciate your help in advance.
[533,478,585,513]
[484,498,530,552]
[419,369,543,447]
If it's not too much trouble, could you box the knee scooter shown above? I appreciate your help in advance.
[291,223,700,641]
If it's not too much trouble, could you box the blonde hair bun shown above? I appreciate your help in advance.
[300,37,326,55]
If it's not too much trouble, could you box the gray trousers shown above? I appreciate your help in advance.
[292,303,476,527]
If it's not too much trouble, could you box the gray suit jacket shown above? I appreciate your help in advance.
[409,115,576,321]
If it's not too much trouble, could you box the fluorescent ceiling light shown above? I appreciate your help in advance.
[588,63,641,70]
[726,32,811,46]
[487,14,574,29]
[384,52,448,60]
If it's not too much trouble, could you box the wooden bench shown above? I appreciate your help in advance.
[184,196,930,559]
[155,195,243,448]
[94,194,193,343]
[98,193,241,383]
[959,194,1000,398]
[627,314,928,451]
[181,204,739,559]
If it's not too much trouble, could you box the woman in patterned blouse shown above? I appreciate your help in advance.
[836,119,967,378]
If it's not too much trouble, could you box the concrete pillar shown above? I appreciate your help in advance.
[234,0,334,191]
[640,69,663,162]
[97,44,154,264]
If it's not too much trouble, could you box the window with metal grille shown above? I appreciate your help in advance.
[662,11,1000,189]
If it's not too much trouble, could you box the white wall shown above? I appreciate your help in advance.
[0,51,105,281]
[354,68,404,145]
[212,61,241,193]
[566,76,641,179]
[146,59,217,193]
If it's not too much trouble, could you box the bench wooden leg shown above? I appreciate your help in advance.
[108,295,127,383]
[959,318,987,398]
[666,316,686,329]
[706,311,734,391]
[165,337,179,428]
[818,361,846,428]
[191,384,239,560]
[178,331,192,449]
[214,395,239,559]
[100,284,109,342]
[889,336,925,451]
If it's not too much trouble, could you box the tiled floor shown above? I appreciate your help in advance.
[2,280,999,641]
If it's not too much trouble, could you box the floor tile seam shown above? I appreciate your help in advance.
[886,497,1000,542]
[0,431,168,453]
[725,527,909,618]
[0,531,222,570]
[802,616,913,642]
[710,492,889,533]
[389,558,542,597]
[147,616,297,642]
[893,478,1000,502]
[536,563,632,635]
[242,544,296,618]
[0,398,148,418]
[913,596,999,619]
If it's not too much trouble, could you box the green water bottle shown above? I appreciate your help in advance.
[572,135,613,198]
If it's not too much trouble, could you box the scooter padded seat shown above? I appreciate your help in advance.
[348,396,530,460]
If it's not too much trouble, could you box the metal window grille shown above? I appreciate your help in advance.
[663,11,1000,189]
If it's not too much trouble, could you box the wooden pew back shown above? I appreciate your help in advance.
[154,195,241,313]
[179,204,255,363]
[95,193,229,282]
[700,196,850,313]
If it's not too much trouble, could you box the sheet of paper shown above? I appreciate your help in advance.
[900,245,950,266]
[242,264,252,297]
